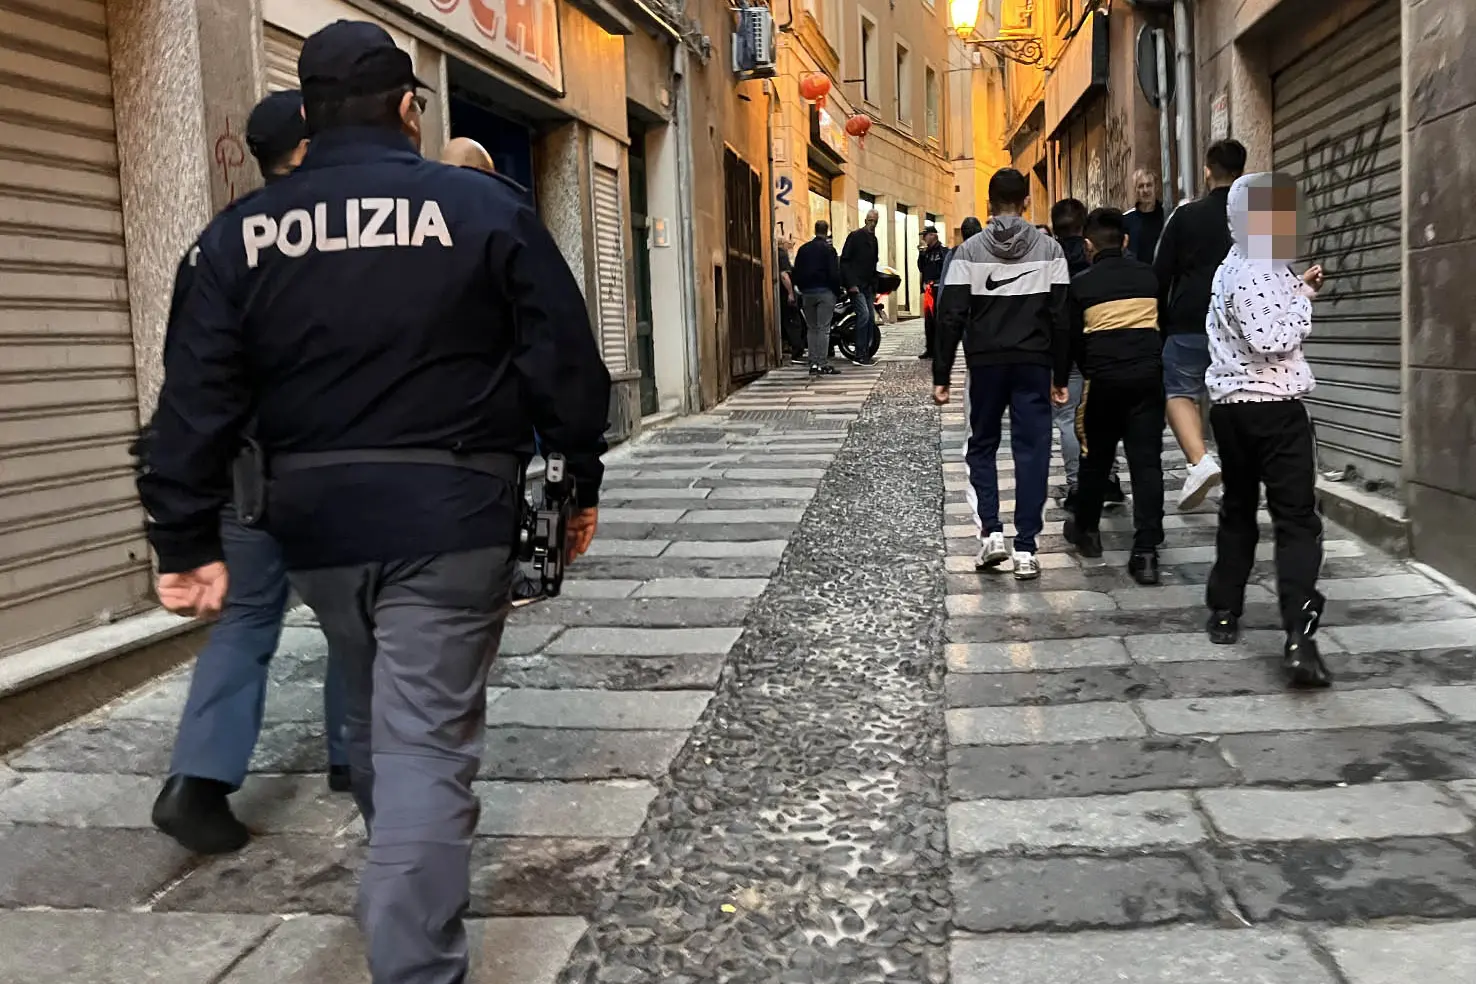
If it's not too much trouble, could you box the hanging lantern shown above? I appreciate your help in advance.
[798,73,832,108]
[844,112,873,148]
[949,0,980,39]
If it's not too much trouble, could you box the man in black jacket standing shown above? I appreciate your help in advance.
[1123,168,1166,264]
[1154,139,1246,511]
[840,208,881,366]
[917,225,947,359]
[791,219,844,376]
[137,21,611,984]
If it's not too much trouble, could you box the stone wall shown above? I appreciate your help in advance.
[1404,0,1476,589]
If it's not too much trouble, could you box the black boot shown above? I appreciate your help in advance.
[1283,601,1332,689]
[152,775,250,855]
[1207,610,1240,645]
[1103,475,1127,507]
[327,765,353,793]
[1063,515,1103,558]
[1129,550,1160,586]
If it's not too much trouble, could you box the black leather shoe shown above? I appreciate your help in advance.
[327,765,353,793]
[1129,551,1161,586]
[1104,476,1127,506]
[1207,610,1240,645]
[1063,515,1103,558]
[1283,601,1332,688]
[152,775,249,855]
[1062,487,1079,513]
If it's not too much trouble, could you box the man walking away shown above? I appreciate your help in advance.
[1205,172,1330,688]
[940,216,984,287]
[792,219,844,376]
[841,208,881,366]
[137,22,612,984]
[1123,168,1166,264]
[1061,208,1166,585]
[778,235,806,365]
[148,90,351,857]
[1155,139,1246,510]
[1050,197,1123,513]
[933,168,1071,581]
[918,225,947,359]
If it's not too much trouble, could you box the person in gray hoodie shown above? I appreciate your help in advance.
[933,168,1072,581]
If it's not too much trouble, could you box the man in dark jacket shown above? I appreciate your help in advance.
[1062,208,1166,586]
[933,169,1071,582]
[917,225,947,359]
[939,216,983,289]
[840,208,881,366]
[1123,168,1166,264]
[791,219,844,375]
[1154,139,1246,511]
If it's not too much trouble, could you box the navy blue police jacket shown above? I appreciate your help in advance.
[138,126,612,573]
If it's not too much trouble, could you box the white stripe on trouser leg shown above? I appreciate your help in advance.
[961,366,982,537]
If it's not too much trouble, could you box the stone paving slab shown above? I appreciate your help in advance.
[1200,781,1474,841]
[1416,685,1476,721]
[948,790,1207,853]
[485,689,710,730]
[1140,689,1446,735]
[951,927,1336,984]
[472,780,659,837]
[541,627,743,656]
[478,728,690,780]
[946,701,1147,745]
[1322,920,1476,984]
[0,911,280,984]
[945,637,1130,673]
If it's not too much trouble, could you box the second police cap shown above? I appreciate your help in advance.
[245,89,307,165]
[298,20,430,97]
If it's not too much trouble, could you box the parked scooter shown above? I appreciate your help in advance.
[808,266,903,364]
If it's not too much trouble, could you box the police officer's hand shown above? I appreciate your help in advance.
[157,562,229,618]
[566,508,598,564]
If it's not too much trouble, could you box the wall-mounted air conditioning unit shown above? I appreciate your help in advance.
[732,6,777,80]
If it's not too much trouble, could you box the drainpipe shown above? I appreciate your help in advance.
[1172,0,1197,201]
[673,44,703,412]
[765,77,779,369]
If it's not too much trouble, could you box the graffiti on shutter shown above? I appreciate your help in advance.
[592,165,629,373]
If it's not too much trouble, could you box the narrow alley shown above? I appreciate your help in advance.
[2,323,1476,983]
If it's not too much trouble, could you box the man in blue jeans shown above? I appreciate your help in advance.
[932,168,1072,580]
[146,91,349,856]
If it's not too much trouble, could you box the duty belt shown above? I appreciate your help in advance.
[271,449,523,482]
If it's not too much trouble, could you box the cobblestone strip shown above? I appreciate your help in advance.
[556,360,951,984]
[938,365,1476,984]
[0,366,884,984]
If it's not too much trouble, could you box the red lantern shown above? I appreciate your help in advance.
[798,72,832,108]
[844,112,872,147]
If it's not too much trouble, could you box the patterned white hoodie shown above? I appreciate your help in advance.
[1205,173,1317,404]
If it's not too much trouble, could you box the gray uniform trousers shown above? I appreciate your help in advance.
[291,546,515,984]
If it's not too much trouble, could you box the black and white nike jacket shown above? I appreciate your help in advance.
[933,215,1072,387]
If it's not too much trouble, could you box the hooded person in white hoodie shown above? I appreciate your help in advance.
[1203,171,1330,688]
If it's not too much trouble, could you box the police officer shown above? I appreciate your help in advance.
[149,89,352,858]
[136,20,610,984]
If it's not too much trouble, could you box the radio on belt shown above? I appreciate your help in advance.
[519,452,575,597]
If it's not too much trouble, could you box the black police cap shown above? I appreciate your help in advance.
[298,20,430,99]
[245,90,307,166]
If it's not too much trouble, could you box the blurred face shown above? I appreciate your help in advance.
[1245,183,1300,261]
[1135,173,1156,207]
[924,230,938,248]
[865,209,879,231]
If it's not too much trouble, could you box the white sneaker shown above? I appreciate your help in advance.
[1178,453,1223,512]
[975,532,1009,570]
[1012,551,1041,580]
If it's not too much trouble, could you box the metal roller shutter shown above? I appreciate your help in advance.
[1271,0,1402,487]
[592,164,629,374]
[0,0,153,652]
[263,24,303,94]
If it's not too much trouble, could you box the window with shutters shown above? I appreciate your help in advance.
[592,164,629,374]
[264,25,303,93]
[925,65,940,144]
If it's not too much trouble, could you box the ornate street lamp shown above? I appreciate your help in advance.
[949,0,1045,66]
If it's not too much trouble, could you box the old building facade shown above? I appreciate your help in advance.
[0,0,771,657]
[1193,0,1475,589]
[771,0,968,320]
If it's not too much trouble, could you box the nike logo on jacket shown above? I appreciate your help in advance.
[933,216,1072,387]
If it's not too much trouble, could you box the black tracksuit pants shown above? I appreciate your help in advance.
[1206,399,1325,631]
[1075,375,1166,553]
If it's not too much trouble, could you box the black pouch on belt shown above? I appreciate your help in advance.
[233,438,269,527]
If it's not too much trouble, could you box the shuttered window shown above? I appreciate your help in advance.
[1271,0,1402,486]
[263,24,302,93]
[592,164,629,373]
[0,0,153,652]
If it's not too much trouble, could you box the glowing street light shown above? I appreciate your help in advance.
[950,0,981,39]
